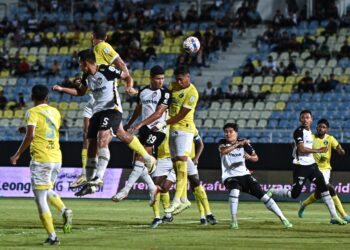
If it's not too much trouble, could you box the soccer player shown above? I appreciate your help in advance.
[298,118,349,223]
[185,129,217,225]
[111,65,170,204]
[165,66,199,213]
[70,24,133,188]
[10,85,73,245]
[267,110,347,225]
[150,126,176,228]
[219,123,292,229]
[53,49,156,196]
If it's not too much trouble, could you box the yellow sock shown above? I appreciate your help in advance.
[152,192,161,218]
[180,182,188,200]
[333,195,347,217]
[174,161,187,199]
[48,192,65,213]
[194,189,205,218]
[161,192,170,209]
[303,193,317,207]
[128,137,148,158]
[40,211,55,235]
[82,148,87,172]
[194,185,211,214]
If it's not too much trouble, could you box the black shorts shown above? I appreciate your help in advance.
[87,109,122,139]
[138,125,165,147]
[291,163,327,195]
[224,175,264,199]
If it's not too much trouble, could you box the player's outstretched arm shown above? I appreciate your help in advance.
[297,143,328,154]
[136,104,168,132]
[52,84,87,96]
[10,125,35,165]
[336,144,346,155]
[120,71,137,96]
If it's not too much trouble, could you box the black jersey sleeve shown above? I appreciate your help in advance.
[99,65,122,81]
[293,127,304,144]
[158,87,171,106]
[81,73,88,87]
[244,143,255,155]
[137,86,147,105]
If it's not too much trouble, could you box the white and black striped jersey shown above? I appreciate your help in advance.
[81,65,122,114]
[292,126,315,165]
[137,86,171,129]
[219,139,254,182]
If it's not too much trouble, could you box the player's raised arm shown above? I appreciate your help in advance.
[52,84,87,96]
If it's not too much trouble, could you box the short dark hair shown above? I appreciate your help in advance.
[32,84,48,101]
[317,118,329,128]
[223,123,238,132]
[174,66,190,76]
[150,65,164,77]
[300,110,312,117]
[78,49,96,63]
[92,24,107,40]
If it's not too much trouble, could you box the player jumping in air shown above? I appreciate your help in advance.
[53,49,156,196]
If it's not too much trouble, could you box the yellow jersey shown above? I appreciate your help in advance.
[157,127,171,159]
[25,104,62,163]
[94,41,119,65]
[169,82,198,133]
[312,133,339,171]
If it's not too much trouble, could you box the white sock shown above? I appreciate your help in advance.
[229,189,240,222]
[173,197,181,203]
[321,191,338,218]
[261,194,286,220]
[124,161,144,192]
[271,188,291,198]
[86,157,98,179]
[96,148,110,179]
[34,189,50,213]
[140,166,156,191]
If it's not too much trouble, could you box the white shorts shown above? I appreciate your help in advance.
[169,130,194,157]
[321,169,331,184]
[83,101,94,119]
[152,158,176,183]
[187,158,198,176]
[30,161,62,190]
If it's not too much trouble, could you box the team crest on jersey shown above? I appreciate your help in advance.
[298,176,305,186]
[179,92,184,98]
[152,92,157,100]
[324,140,328,145]
[96,78,103,86]
[103,47,110,54]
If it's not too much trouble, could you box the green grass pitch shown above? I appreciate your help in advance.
[1,198,350,249]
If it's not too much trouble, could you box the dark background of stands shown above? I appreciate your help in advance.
[1,142,349,171]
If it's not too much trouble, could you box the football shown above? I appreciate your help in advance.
[183,36,201,54]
